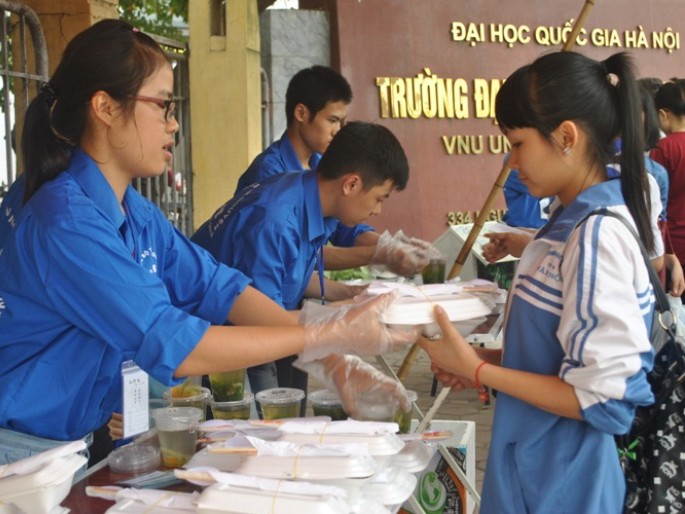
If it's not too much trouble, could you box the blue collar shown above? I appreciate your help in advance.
[537,177,624,243]
[68,149,153,231]
[277,132,322,171]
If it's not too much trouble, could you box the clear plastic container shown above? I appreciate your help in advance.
[394,390,418,434]
[209,369,246,402]
[108,443,161,474]
[151,406,203,468]
[255,387,305,420]
[308,389,348,420]
[354,389,399,423]
[210,391,254,420]
[164,386,210,421]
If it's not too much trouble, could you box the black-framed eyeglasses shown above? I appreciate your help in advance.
[135,95,176,122]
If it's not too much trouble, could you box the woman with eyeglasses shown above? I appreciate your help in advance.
[0,19,415,467]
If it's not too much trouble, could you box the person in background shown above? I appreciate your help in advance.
[0,19,416,468]
[192,121,410,409]
[421,51,655,513]
[639,84,685,295]
[651,79,685,298]
[502,168,551,229]
[236,64,437,277]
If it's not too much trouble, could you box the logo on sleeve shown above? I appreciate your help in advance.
[138,247,159,274]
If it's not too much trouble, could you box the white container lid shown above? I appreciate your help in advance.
[0,453,87,513]
[185,448,378,480]
[381,293,491,325]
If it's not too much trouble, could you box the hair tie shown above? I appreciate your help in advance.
[40,81,57,107]
[132,27,140,33]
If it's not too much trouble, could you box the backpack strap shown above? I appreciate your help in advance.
[582,207,676,335]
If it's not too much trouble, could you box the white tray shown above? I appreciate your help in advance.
[381,293,491,325]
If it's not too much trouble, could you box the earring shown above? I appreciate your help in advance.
[562,147,571,156]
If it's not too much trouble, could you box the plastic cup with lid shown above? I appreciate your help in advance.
[255,387,305,420]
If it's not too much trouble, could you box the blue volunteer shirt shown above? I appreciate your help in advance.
[234,131,372,248]
[193,171,339,310]
[0,149,251,441]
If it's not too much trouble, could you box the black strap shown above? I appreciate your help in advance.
[583,208,676,335]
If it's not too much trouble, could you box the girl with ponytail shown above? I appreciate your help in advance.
[421,52,655,513]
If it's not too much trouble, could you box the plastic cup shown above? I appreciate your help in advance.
[209,369,246,402]
[308,389,348,420]
[163,386,210,421]
[394,390,418,434]
[169,376,202,398]
[210,392,254,420]
[151,407,203,468]
[255,387,305,420]
[422,257,446,284]
[354,389,399,423]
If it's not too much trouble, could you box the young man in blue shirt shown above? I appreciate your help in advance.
[235,65,434,275]
[193,122,411,405]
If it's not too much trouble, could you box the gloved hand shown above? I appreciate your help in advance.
[299,291,418,363]
[370,230,441,277]
[294,355,411,418]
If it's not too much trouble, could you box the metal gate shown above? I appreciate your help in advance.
[135,33,194,236]
[0,5,194,236]
[0,0,47,193]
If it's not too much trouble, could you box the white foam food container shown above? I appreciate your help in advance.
[381,293,491,325]
[320,467,417,507]
[196,481,351,514]
[186,448,379,480]
[376,440,434,473]
[277,432,404,456]
[0,453,87,514]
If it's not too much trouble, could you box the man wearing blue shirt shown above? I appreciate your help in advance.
[235,65,433,274]
[193,122,410,404]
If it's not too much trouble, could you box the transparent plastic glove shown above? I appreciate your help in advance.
[370,230,440,276]
[294,355,410,418]
[299,291,418,363]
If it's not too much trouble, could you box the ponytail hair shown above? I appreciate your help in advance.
[22,19,168,202]
[495,51,653,255]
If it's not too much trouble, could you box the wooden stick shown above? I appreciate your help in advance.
[397,0,598,397]
[447,159,511,280]
[562,0,596,52]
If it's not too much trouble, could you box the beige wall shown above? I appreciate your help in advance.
[188,1,262,229]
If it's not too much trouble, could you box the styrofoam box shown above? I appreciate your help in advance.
[399,420,476,514]
[196,482,351,514]
[0,453,87,514]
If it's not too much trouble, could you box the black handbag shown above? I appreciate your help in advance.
[586,209,685,514]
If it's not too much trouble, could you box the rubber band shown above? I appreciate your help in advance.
[144,492,175,513]
[319,421,329,444]
[270,480,282,514]
[474,361,488,388]
[291,445,304,479]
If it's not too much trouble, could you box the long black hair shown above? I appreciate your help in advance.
[495,51,653,254]
[22,19,168,202]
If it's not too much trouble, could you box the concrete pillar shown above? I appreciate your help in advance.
[188,0,262,229]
